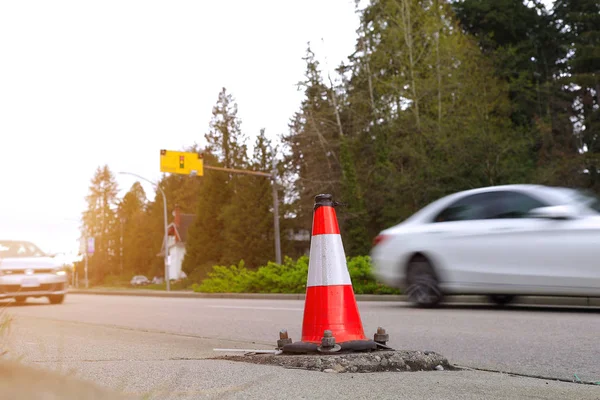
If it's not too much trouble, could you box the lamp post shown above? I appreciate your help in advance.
[118,172,170,291]
[120,216,126,274]
[270,160,282,265]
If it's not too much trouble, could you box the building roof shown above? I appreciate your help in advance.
[167,214,196,243]
[177,214,196,242]
[159,213,196,257]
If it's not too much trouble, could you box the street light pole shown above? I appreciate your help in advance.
[120,217,125,274]
[118,172,170,291]
[271,161,282,265]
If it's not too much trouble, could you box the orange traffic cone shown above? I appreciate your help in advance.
[300,194,367,345]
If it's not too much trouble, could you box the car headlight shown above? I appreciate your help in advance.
[52,267,67,276]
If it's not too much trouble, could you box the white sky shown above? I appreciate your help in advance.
[0,0,360,255]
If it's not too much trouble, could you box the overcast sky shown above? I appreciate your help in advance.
[0,0,360,255]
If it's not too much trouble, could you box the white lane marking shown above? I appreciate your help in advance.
[205,305,302,311]
[307,234,351,287]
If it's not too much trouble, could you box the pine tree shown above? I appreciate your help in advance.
[554,0,600,190]
[452,0,576,188]
[453,0,565,127]
[221,129,276,267]
[82,165,119,283]
[282,46,344,233]
[205,87,248,170]
[117,182,151,277]
[183,88,248,278]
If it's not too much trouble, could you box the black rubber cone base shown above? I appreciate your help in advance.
[282,340,381,354]
[339,340,379,352]
[282,342,319,354]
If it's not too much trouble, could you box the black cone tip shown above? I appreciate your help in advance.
[314,194,335,210]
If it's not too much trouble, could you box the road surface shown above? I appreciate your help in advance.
[2,294,599,399]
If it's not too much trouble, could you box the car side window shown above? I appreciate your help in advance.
[433,191,548,223]
[433,193,495,222]
[483,191,548,219]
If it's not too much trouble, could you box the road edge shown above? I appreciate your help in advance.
[67,289,600,306]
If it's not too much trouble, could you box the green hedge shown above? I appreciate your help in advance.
[192,255,400,295]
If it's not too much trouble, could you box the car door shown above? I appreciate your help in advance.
[423,190,552,291]
[508,211,600,295]
[457,190,557,290]
[422,191,512,288]
[464,190,600,294]
[427,189,600,294]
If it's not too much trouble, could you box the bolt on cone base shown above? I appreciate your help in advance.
[317,344,341,353]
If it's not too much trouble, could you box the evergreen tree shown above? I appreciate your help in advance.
[205,87,248,170]
[452,0,576,188]
[554,0,600,190]
[82,165,119,283]
[221,129,276,267]
[282,46,344,233]
[117,182,152,277]
[183,88,248,277]
[453,0,565,127]
[338,0,528,239]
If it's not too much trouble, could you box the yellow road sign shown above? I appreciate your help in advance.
[160,150,204,176]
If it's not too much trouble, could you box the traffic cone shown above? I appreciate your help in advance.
[300,194,367,344]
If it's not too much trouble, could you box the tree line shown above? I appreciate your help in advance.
[80,0,599,284]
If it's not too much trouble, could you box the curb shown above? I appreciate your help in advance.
[67,289,600,306]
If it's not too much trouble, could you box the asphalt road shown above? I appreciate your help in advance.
[2,294,600,399]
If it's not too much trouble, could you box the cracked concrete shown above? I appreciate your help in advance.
[215,350,453,373]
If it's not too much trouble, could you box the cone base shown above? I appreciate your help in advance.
[301,285,367,343]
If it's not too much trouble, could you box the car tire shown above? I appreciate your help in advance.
[14,296,27,304]
[48,295,65,305]
[405,256,443,308]
[488,294,515,306]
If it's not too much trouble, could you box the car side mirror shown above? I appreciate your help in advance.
[528,205,577,220]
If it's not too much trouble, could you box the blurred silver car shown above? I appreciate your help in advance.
[371,184,600,307]
[0,240,68,304]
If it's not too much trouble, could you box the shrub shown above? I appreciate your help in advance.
[193,255,400,295]
[192,261,255,293]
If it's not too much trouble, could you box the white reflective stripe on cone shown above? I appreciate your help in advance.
[307,234,351,287]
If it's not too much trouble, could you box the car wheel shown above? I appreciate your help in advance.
[48,295,65,305]
[405,256,443,308]
[489,294,515,306]
[14,296,27,304]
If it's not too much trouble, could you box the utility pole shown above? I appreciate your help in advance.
[119,172,171,291]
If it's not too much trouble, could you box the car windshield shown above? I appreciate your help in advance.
[0,241,46,258]
[554,188,600,214]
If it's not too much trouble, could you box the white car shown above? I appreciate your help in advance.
[130,275,150,286]
[370,184,600,307]
[0,240,68,304]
